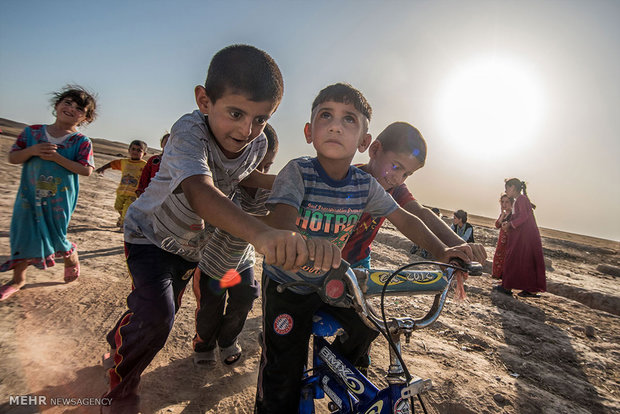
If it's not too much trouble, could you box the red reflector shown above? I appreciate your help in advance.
[325,279,344,299]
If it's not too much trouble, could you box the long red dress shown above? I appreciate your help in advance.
[502,195,546,292]
[492,213,510,279]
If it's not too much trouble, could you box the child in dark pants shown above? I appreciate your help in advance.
[255,83,470,413]
[193,124,278,366]
[101,45,307,414]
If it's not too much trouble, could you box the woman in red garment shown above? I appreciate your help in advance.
[491,193,514,280]
[493,178,546,298]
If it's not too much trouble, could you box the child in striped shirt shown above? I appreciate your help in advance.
[255,83,470,413]
[192,124,278,366]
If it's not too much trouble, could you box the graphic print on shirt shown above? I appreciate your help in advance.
[120,173,139,187]
[296,202,360,249]
[35,175,62,199]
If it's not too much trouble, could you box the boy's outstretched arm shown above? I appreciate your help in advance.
[240,169,276,190]
[263,203,341,272]
[386,207,470,264]
[403,200,487,263]
[182,175,307,271]
[95,161,113,174]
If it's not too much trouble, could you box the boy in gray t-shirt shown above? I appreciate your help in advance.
[255,83,471,413]
[102,45,308,412]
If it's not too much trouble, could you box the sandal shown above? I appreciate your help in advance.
[518,291,541,298]
[492,285,512,295]
[64,251,80,283]
[220,341,242,366]
[0,284,20,301]
[193,349,217,367]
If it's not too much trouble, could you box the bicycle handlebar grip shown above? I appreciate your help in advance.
[466,262,483,276]
[449,258,483,276]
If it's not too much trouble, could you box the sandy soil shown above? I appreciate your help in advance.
[0,131,618,414]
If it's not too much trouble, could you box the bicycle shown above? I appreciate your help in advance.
[276,259,483,414]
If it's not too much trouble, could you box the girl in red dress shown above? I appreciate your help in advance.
[493,178,546,297]
[492,193,513,279]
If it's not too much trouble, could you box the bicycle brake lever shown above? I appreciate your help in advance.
[448,258,483,276]
[466,262,483,276]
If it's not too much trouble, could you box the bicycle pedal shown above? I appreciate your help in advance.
[401,377,433,399]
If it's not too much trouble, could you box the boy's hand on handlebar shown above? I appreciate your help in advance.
[257,229,308,272]
[467,243,487,263]
[439,245,471,266]
[306,238,341,272]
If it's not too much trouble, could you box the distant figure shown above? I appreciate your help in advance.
[95,140,147,227]
[136,133,169,197]
[431,207,441,216]
[492,194,514,279]
[0,85,97,301]
[493,178,546,298]
[451,209,475,243]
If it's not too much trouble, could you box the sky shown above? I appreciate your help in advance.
[1,0,619,241]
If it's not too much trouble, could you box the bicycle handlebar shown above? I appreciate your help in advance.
[277,259,483,333]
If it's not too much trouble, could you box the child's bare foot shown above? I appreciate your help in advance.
[64,250,80,283]
[1,261,29,299]
[0,283,22,301]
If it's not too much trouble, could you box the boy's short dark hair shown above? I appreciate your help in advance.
[204,44,283,104]
[311,83,372,121]
[376,122,427,165]
[129,140,147,152]
[51,84,98,125]
[263,123,278,153]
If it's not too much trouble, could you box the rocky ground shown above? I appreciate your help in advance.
[0,129,618,413]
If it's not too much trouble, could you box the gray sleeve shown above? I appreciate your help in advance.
[266,159,305,211]
[238,187,271,216]
[165,111,212,192]
[364,176,399,218]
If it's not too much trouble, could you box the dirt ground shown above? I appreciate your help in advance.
[0,131,618,414]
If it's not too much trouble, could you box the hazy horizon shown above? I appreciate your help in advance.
[1,1,618,241]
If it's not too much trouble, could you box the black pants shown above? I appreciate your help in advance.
[255,274,379,413]
[193,266,260,352]
[105,243,196,398]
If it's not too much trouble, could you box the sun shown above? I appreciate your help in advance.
[435,56,545,157]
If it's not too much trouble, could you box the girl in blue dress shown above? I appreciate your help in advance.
[0,85,97,301]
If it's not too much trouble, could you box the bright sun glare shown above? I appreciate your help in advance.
[436,56,545,157]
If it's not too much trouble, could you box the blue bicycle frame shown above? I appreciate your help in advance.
[301,315,431,414]
[281,260,481,414]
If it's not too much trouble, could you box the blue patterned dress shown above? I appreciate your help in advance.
[1,125,94,271]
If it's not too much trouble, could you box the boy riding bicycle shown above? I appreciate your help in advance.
[255,83,470,413]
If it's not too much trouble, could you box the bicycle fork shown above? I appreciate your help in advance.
[386,329,433,408]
